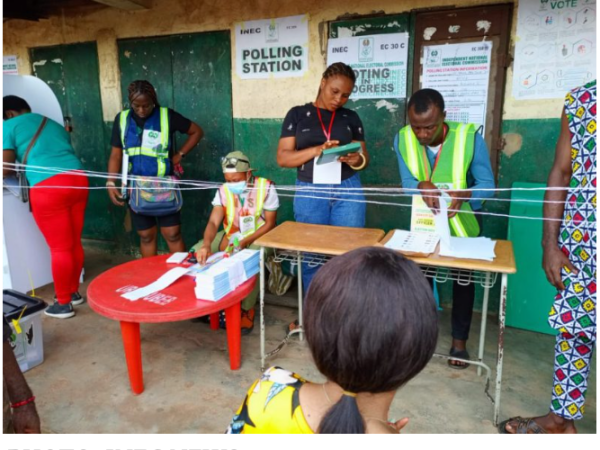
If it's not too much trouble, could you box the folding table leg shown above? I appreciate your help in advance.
[478,272,491,376]
[260,246,266,371]
[225,301,242,370]
[494,273,508,426]
[120,321,143,395]
[297,251,304,342]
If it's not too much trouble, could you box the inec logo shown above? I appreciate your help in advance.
[358,37,374,62]
[148,131,159,139]
[265,20,279,43]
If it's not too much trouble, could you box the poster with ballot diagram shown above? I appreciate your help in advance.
[235,14,309,79]
[513,0,596,100]
[422,42,492,132]
[327,33,409,99]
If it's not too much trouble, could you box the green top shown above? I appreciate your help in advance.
[3,112,83,187]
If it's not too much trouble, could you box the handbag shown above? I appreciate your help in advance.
[19,117,48,204]
[128,175,183,216]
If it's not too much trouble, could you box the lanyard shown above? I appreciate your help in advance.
[421,124,447,181]
[316,106,336,142]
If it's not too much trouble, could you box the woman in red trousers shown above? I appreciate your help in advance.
[3,95,88,319]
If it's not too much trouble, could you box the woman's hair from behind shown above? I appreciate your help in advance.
[3,95,31,120]
[127,80,159,106]
[322,62,357,85]
[304,246,438,434]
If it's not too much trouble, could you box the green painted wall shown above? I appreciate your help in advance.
[30,43,114,243]
[115,31,234,252]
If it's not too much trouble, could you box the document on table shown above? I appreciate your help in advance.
[439,236,497,261]
[384,230,440,255]
[435,197,496,261]
[312,157,341,184]
[121,266,191,301]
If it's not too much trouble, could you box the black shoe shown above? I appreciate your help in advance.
[53,292,85,306]
[45,301,75,319]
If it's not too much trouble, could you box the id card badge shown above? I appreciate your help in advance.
[240,215,255,237]
[142,129,162,150]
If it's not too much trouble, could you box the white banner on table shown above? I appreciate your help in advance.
[512,0,596,100]
[3,55,18,75]
[422,42,493,133]
[327,33,409,99]
[235,14,309,79]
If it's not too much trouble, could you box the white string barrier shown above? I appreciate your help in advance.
[276,192,597,228]
[5,172,583,207]
[3,162,594,193]
[3,163,597,226]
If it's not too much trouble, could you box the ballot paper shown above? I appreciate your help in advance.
[166,252,188,264]
[384,230,439,255]
[435,197,496,261]
[434,197,452,249]
[312,157,341,184]
[121,266,191,301]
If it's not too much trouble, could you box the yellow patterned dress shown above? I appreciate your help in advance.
[226,367,314,434]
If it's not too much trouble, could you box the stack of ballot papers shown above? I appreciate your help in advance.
[194,250,260,301]
[434,199,497,261]
[439,237,497,261]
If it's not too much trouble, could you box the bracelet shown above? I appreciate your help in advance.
[349,152,367,171]
[10,396,35,409]
[179,151,186,159]
[106,181,116,187]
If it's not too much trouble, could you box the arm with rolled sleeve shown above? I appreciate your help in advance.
[394,132,420,193]
[467,133,496,210]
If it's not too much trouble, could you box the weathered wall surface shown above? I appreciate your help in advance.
[4,0,569,310]
[5,0,565,121]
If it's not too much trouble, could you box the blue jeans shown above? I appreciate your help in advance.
[293,173,366,297]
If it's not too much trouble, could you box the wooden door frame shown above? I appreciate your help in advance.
[412,3,513,177]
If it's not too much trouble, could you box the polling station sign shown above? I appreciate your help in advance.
[235,14,309,79]
[327,33,409,99]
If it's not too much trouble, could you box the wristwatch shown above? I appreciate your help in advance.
[178,151,186,159]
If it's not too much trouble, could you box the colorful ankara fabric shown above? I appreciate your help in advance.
[549,80,596,420]
[226,367,313,434]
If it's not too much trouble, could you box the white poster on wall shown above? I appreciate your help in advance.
[3,55,18,75]
[235,14,309,79]
[512,0,596,100]
[327,33,409,99]
[422,42,493,132]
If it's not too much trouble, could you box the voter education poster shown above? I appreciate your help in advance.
[235,14,309,79]
[327,33,409,99]
[512,0,596,99]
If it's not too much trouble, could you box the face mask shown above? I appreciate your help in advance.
[226,181,247,195]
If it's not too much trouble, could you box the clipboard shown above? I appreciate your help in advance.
[316,142,362,165]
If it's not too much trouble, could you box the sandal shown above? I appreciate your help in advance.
[448,347,470,370]
[498,416,549,434]
[286,319,300,335]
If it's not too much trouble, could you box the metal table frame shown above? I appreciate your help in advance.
[259,247,509,426]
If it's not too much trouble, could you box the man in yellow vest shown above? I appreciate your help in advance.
[191,151,279,334]
[394,88,495,368]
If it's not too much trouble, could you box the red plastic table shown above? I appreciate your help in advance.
[87,254,256,395]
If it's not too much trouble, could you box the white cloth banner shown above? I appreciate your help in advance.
[235,14,309,79]
[512,0,596,100]
[422,42,493,132]
[327,33,409,99]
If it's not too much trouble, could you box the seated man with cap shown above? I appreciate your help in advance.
[191,151,279,334]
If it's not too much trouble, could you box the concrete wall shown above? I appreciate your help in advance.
[4,0,565,122]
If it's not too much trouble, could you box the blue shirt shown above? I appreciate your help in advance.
[393,130,495,210]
